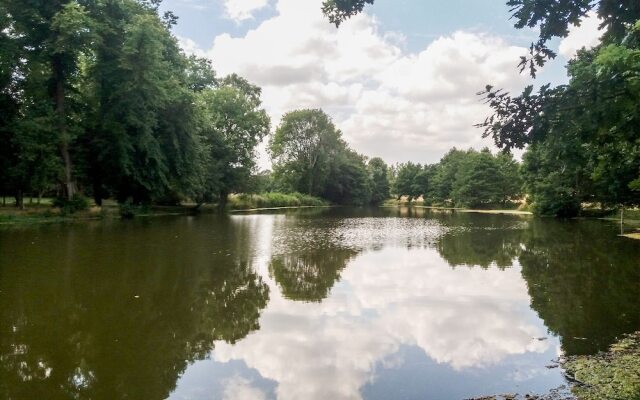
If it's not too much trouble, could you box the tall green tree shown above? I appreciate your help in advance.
[481,23,640,215]
[495,152,524,206]
[196,80,270,208]
[5,0,94,200]
[85,6,203,204]
[392,162,421,200]
[322,148,371,205]
[269,109,342,196]
[451,149,502,208]
[367,157,390,205]
[430,149,466,205]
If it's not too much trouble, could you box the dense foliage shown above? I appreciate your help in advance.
[0,0,270,209]
[0,2,389,209]
[269,109,390,206]
[479,23,640,216]
[391,149,523,208]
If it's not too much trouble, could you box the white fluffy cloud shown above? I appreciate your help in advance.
[558,11,602,59]
[183,0,531,166]
[224,0,270,22]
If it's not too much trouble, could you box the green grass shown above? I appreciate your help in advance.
[0,207,101,225]
[563,332,640,400]
[0,197,55,207]
[228,192,329,211]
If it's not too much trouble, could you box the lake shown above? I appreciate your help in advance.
[1,207,639,399]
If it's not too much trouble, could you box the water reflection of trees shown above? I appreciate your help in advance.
[269,248,358,302]
[0,217,269,400]
[434,215,640,356]
[435,214,525,268]
[518,220,640,355]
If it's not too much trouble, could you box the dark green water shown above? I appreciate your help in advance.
[1,208,639,400]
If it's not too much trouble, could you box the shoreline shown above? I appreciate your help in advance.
[0,204,335,226]
[2,204,640,236]
[229,205,333,213]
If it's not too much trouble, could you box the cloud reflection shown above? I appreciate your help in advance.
[213,244,549,400]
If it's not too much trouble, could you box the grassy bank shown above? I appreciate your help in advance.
[382,199,532,216]
[227,192,328,211]
[562,332,640,400]
[0,192,330,225]
[0,206,104,225]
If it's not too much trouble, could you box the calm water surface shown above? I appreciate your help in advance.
[1,208,639,399]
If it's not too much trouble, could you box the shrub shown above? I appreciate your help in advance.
[53,194,90,214]
[118,199,150,219]
[227,192,328,210]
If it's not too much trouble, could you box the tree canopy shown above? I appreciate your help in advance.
[390,149,523,208]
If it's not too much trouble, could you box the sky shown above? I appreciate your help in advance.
[160,0,602,169]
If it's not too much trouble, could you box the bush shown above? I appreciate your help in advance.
[118,199,150,219]
[227,192,328,210]
[53,194,90,214]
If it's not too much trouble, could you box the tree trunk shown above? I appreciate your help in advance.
[15,190,24,210]
[621,206,625,236]
[218,189,229,213]
[93,181,103,207]
[53,56,76,200]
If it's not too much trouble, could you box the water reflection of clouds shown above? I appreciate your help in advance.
[223,376,268,400]
[212,244,551,400]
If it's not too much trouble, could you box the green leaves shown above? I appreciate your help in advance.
[390,149,522,209]
[368,157,390,205]
[270,109,341,197]
[194,78,270,204]
[269,109,373,205]
[50,2,94,56]
[322,0,374,27]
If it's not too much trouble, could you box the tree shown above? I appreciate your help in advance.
[196,80,270,208]
[521,137,588,217]
[269,109,342,196]
[495,152,524,206]
[91,13,189,202]
[2,0,92,199]
[481,22,640,215]
[392,162,421,200]
[322,148,371,205]
[367,157,390,205]
[5,0,95,200]
[430,149,466,205]
[451,149,502,208]
[322,0,374,27]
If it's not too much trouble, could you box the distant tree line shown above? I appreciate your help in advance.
[389,149,523,208]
